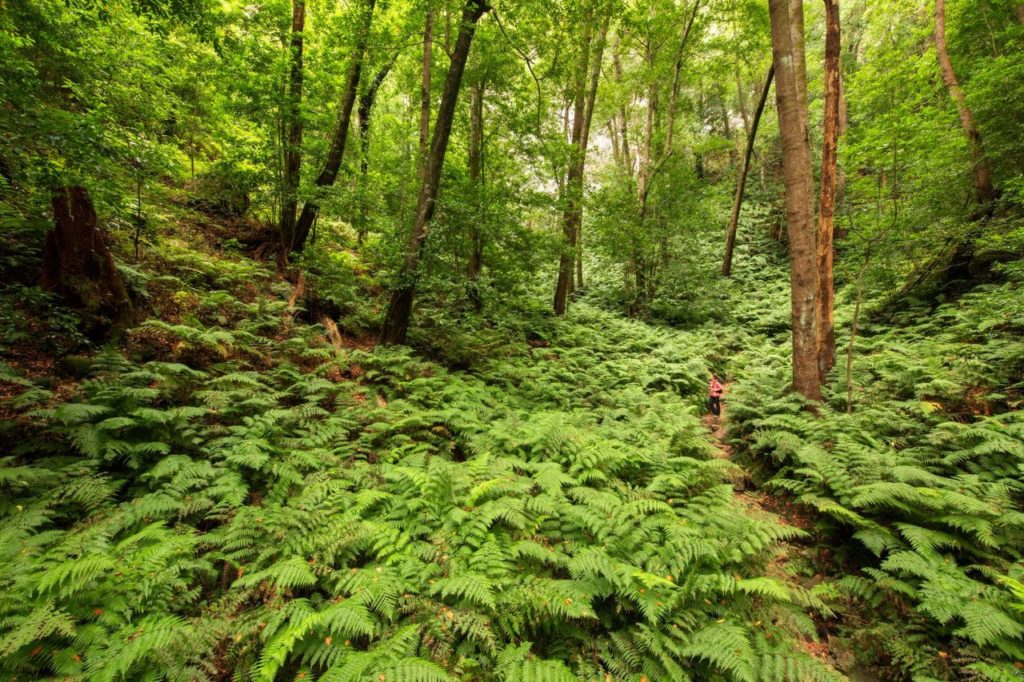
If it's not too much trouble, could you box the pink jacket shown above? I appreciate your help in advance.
[709,378,724,397]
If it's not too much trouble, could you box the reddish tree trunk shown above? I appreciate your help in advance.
[768,0,820,402]
[40,187,132,335]
[816,0,841,383]
[815,0,839,382]
[290,0,376,252]
[380,0,490,345]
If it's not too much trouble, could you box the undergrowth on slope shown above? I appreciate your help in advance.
[0,236,841,680]
[725,261,1024,681]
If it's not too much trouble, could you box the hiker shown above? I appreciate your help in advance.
[708,374,724,416]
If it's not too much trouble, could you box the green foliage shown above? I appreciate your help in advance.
[725,261,1024,679]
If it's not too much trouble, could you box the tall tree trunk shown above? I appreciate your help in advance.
[736,64,751,138]
[816,0,840,383]
[555,16,608,312]
[467,78,485,310]
[40,187,132,336]
[789,0,809,119]
[419,10,434,179]
[357,55,398,245]
[768,0,820,401]
[291,0,376,252]
[723,64,773,277]
[280,0,305,247]
[935,0,995,206]
[380,0,490,345]
[554,21,593,316]
[574,17,610,293]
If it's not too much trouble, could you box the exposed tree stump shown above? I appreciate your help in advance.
[39,186,132,336]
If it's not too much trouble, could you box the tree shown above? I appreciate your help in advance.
[467,75,486,309]
[934,0,995,207]
[357,54,398,244]
[768,0,819,401]
[816,0,840,382]
[39,187,132,336]
[722,64,773,277]
[380,0,491,345]
[554,14,608,316]
[288,0,377,253]
[280,0,305,248]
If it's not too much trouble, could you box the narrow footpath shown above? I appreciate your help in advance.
[701,383,844,669]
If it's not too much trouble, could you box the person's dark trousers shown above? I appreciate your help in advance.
[708,396,721,416]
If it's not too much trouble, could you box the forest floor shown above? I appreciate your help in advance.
[702,385,844,670]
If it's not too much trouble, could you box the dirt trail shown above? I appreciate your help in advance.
[701,383,843,669]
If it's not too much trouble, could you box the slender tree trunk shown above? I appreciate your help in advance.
[280,0,305,247]
[816,0,840,383]
[380,0,490,345]
[723,64,773,276]
[768,0,820,401]
[357,55,397,244]
[574,17,610,293]
[467,78,485,310]
[291,0,376,252]
[419,10,434,180]
[935,0,995,206]
[554,22,593,316]
[736,64,751,138]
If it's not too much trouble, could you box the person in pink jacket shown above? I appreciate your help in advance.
[708,374,724,416]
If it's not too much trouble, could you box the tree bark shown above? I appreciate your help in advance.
[467,77,485,310]
[419,10,434,180]
[357,55,397,244]
[555,16,607,314]
[575,17,610,293]
[40,187,132,336]
[722,64,773,277]
[935,0,995,206]
[768,0,820,401]
[553,23,592,316]
[380,0,490,345]
[290,0,376,252]
[816,0,840,383]
[280,0,305,247]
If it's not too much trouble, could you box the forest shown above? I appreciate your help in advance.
[1,0,1023,679]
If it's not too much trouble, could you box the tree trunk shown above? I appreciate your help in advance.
[574,17,610,294]
[555,16,607,314]
[419,10,434,180]
[768,0,820,402]
[935,0,995,206]
[280,0,305,247]
[357,55,397,244]
[789,0,809,120]
[467,78,485,310]
[290,0,376,252]
[722,64,773,277]
[553,23,592,316]
[40,187,132,336]
[816,0,840,383]
[380,0,490,345]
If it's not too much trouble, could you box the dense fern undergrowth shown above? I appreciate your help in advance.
[0,216,846,681]
[3,202,1024,680]
[725,261,1024,680]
